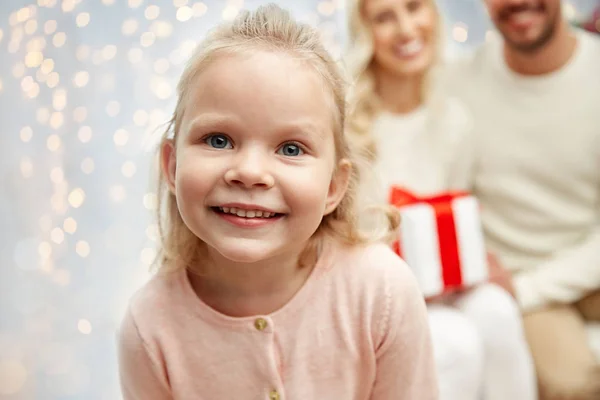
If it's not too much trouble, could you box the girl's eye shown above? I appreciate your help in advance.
[205,134,232,149]
[278,143,303,157]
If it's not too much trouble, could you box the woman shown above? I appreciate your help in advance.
[345,0,538,399]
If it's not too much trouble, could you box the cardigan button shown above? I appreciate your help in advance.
[269,389,280,400]
[254,318,268,331]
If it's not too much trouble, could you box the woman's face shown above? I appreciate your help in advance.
[363,0,437,78]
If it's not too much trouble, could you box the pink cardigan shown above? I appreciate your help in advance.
[117,242,438,399]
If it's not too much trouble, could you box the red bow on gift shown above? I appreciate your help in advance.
[389,187,471,290]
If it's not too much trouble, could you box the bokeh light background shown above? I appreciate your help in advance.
[0,0,597,399]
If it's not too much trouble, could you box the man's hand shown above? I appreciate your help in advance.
[487,253,516,298]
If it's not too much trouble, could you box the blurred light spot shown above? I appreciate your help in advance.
[53,269,70,286]
[128,47,143,64]
[44,20,57,34]
[177,6,194,21]
[151,77,172,99]
[50,193,66,213]
[52,89,67,111]
[47,134,61,151]
[12,62,25,78]
[193,2,207,17]
[27,37,46,52]
[179,39,196,58]
[17,7,32,22]
[121,19,138,35]
[121,161,137,177]
[76,240,90,257]
[128,0,143,8]
[26,82,40,99]
[61,0,76,12]
[73,106,87,122]
[20,157,33,178]
[25,19,38,35]
[25,51,43,67]
[221,6,237,21]
[81,158,94,174]
[50,227,64,244]
[106,100,120,117]
[52,32,66,47]
[173,0,188,6]
[317,1,335,16]
[133,109,149,126]
[21,76,34,92]
[41,57,55,73]
[73,71,89,87]
[0,79,3,93]
[145,5,160,20]
[102,44,117,60]
[452,23,468,43]
[78,126,92,143]
[37,107,50,124]
[49,112,64,129]
[50,167,64,183]
[63,217,77,234]
[110,185,126,202]
[143,193,157,210]
[0,360,27,395]
[102,0,115,4]
[47,71,59,88]
[76,12,90,27]
[140,247,156,265]
[38,241,52,259]
[563,3,576,20]
[140,31,155,47]
[77,319,92,334]
[146,223,159,241]
[20,126,33,142]
[68,188,85,208]
[113,129,129,146]
[150,21,173,38]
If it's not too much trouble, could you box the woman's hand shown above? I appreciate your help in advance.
[487,253,516,298]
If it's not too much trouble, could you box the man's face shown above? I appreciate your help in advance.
[485,0,562,52]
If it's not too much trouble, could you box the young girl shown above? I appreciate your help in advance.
[345,0,538,399]
[117,4,438,399]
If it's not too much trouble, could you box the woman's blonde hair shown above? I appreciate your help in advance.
[154,3,398,273]
[344,0,445,160]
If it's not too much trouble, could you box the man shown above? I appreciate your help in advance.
[447,0,600,399]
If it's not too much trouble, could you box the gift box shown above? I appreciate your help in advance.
[389,187,489,298]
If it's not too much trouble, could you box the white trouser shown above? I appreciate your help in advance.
[428,283,538,400]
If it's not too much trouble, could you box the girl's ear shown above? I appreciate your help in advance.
[324,159,352,215]
[160,139,177,193]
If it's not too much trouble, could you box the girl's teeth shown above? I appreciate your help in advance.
[217,207,276,218]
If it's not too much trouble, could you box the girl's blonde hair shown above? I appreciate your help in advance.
[154,3,398,273]
[344,0,445,160]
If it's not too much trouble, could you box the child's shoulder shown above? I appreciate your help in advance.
[123,269,184,328]
[331,241,420,298]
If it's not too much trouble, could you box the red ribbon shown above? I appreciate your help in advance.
[389,187,470,290]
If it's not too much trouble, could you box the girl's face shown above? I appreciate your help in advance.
[364,0,437,78]
[162,51,349,265]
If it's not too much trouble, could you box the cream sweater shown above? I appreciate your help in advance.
[367,98,474,201]
[447,30,600,312]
